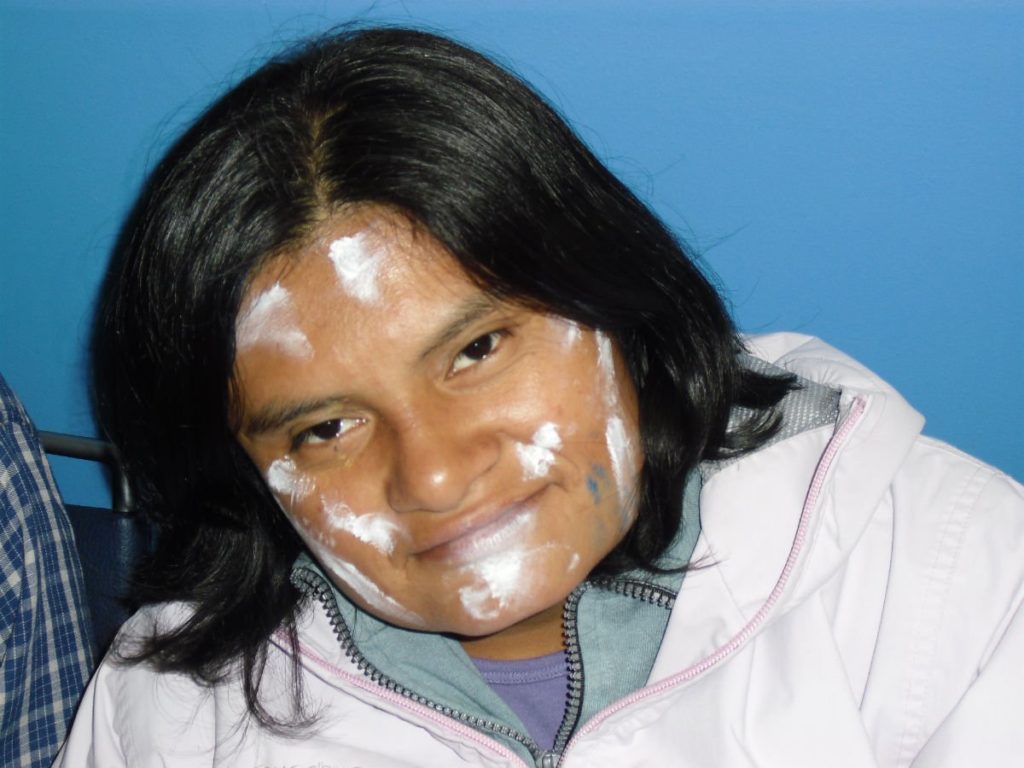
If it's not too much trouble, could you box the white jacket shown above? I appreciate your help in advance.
[56,334,1024,767]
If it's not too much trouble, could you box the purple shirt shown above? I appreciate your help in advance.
[471,651,568,750]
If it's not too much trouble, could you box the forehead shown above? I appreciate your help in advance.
[241,209,477,330]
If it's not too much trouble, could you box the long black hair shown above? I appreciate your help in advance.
[94,25,792,724]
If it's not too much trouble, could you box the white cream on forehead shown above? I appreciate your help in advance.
[236,282,312,358]
[327,231,385,303]
[548,317,582,348]
[514,422,562,480]
[266,456,315,503]
[563,321,583,347]
[321,497,401,555]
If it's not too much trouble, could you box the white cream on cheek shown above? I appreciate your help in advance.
[308,539,424,628]
[236,283,312,358]
[264,458,422,626]
[320,497,402,556]
[603,417,636,530]
[514,422,562,480]
[266,456,315,504]
[595,332,638,517]
[327,231,385,303]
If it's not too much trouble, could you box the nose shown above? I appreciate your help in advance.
[385,406,499,514]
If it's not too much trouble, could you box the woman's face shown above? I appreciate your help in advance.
[233,208,642,653]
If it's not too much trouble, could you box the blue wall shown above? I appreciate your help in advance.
[1,1,1021,507]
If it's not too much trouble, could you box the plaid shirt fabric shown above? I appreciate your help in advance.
[1,374,94,768]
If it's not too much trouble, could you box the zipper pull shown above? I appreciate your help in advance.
[538,751,560,767]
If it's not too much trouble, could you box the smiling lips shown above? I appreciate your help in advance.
[415,495,541,565]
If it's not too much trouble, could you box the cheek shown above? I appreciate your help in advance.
[265,461,425,628]
[281,481,403,559]
[266,456,317,513]
[265,457,401,563]
[514,421,564,480]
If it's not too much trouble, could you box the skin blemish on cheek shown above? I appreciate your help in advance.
[321,497,402,555]
[327,231,384,303]
[236,283,312,358]
[586,475,602,505]
[514,422,562,480]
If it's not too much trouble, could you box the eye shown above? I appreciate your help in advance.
[293,417,363,448]
[450,331,504,374]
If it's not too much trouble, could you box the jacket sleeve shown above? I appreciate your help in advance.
[52,650,128,767]
[889,438,1024,767]
[911,595,1023,766]
[53,604,221,767]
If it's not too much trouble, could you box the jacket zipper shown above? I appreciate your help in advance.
[291,566,547,764]
[545,576,679,765]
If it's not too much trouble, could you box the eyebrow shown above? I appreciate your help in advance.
[417,294,503,363]
[242,294,503,438]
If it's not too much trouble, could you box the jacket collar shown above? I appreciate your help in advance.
[650,333,924,681]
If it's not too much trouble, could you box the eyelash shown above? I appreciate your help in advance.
[291,417,364,449]
[450,330,506,375]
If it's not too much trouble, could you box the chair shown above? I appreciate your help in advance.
[39,431,154,655]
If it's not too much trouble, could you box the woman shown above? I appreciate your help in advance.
[58,26,1022,767]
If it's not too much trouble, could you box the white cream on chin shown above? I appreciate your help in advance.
[449,505,560,621]
[236,283,312,358]
[514,422,562,480]
[457,548,530,621]
[456,542,565,621]
[327,231,384,303]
